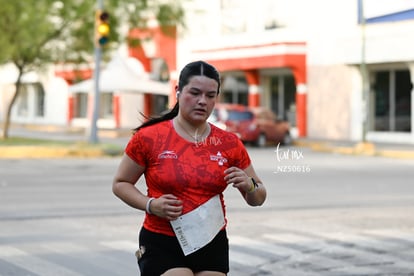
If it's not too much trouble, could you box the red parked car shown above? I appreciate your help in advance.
[208,104,292,147]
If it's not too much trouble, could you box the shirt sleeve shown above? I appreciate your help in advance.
[125,131,147,167]
[232,138,251,170]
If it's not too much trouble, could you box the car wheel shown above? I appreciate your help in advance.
[256,133,267,147]
[282,132,293,145]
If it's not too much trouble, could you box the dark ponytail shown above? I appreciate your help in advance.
[134,103,179,132]
[134,60,220,132]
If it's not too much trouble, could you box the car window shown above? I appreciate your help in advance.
[220,110,253,121]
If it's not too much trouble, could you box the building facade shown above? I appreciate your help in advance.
[1,0,413,144]
[178,0,414,143]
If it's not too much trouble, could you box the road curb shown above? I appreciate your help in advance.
[2,141,413,159]
[293,141,414,159]
[0,146,122,159]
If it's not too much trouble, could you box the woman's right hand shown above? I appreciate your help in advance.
[149,194,183,221]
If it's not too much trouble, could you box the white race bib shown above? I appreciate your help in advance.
[170,195,225,256]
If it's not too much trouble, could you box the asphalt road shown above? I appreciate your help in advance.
[1,147,414,275]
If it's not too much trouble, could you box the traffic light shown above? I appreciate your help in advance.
[95,10,110,47]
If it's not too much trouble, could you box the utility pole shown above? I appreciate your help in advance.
[360,0,368,143]
[89,0,104,143]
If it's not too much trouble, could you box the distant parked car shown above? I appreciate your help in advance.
[208,104,292,147]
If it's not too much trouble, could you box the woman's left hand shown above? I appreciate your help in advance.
[224,166,251,193]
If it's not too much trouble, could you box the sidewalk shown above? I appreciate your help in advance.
[2,126,414,159]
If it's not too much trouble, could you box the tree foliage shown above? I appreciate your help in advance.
[0,0,184,139]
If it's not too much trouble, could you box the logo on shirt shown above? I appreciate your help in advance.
[158,150,178,159]
[210,151,228,166]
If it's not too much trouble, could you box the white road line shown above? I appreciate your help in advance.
[365,229,414,244]
[229,250,267,267]
[230,235,296,257]
[0,245,82,276]
[100,240,138,252]
[41,241,90,254]
[265,231,414,272]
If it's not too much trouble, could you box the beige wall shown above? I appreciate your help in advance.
[307,65,354,140]
[120,93,144,129]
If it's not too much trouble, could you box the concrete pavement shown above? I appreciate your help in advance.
[1,149,413,275]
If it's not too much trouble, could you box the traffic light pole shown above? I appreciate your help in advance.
[89,45,102,144]
[89,0,104,144]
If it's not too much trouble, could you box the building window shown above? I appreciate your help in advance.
[220,0,282,33]
[74,92,114,119]
[15,82,45,118]
[16,85,29,117]
[270,75,296,125]
[221,76,248,105]
[373,69,411,132]
[75,93,88,118]
[152,95,169,116]
[100,93,113,118]
[34,83,45,117]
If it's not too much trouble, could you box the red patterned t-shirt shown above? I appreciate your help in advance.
[125,120,251,236]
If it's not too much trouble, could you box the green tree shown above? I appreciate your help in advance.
[0,0,184,139]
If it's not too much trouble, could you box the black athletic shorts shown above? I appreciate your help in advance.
[137,227,229,275]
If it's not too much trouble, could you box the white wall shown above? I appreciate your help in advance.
[41,69,70,125]
[120,93,145,129]
[0,64,69,127]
